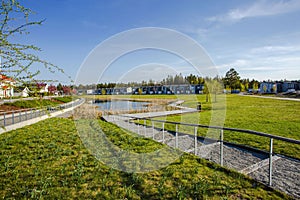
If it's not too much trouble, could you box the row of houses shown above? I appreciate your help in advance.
[0,74,50,98]
[82,80,300,95]
[80,84,205,95]
[259,81,300,94]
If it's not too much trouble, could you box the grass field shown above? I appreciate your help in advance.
[132,94,300,159]
[2,96,73,109]
[0,118,290,199]
[83,94,300,158]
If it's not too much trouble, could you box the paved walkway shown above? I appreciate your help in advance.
[0,98,85,134]
[241,94,300,102]
[121,108,198,119]
[121,100,198,118]
[103,114,300,199]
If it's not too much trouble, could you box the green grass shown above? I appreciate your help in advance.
[148,94,300,158]
[4,99,60,109]
[53,96,73,103]
[3,97,73,109]
[0,118,290,199]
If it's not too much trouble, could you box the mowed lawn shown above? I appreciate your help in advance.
[150,94,300,158]
[0,118,290,199]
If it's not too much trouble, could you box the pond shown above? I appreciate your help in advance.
[95,100,150,111]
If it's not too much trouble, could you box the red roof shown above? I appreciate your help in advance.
[0,74,14,82]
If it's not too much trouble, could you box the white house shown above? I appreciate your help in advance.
[0,74,15,98]
[21,87,30,97]
[38,83,49,93]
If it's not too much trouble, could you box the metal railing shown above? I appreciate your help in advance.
[116,114,300,187]
[0,98,84,127]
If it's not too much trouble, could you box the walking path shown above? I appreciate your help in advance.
[241,94,300,102]
[0,98,85,134]
[103,114,300,199]
[121,100,198,118]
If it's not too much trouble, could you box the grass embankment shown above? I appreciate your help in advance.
[146,95,300,158]
[0,118,290,199]
[2,96,73,109]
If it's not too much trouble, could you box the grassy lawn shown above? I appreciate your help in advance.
[0,118,290,199]
[2,96,73,109]
[143,94,300,158]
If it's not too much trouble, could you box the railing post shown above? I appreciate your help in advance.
[19,111,21,122]
[137,119,140,135]
[175,124,178,148]
[194,127,197,155]
[162,122,165,144]
[220,129,224,166]
[152,121,155,139]
[144,119,146,137]
[3,112,6,127]
[269,138,273,186]
[25,110,27,120]
[12,111,14,124]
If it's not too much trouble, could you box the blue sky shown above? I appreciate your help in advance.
[18,0,300,84]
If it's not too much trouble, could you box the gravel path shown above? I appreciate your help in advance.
[104,115,300,199]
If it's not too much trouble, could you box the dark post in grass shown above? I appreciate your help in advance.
[220,129,224,166]
[269,138,273,186]
[175,124,178,148]
[162,122,165,144]
[194,127,198,155]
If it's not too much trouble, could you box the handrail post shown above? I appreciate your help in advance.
[194,127,197,155]
[175,124,178,148]
[162,122,165,144]
[137,119,140,135]
[12,111,14,124]
[220,129,224,166]
[269,138,273,186]
[152,121,155,139]
[3,112,6,127]
[144,119,146,137]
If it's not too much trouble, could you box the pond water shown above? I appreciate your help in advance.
[95,100,149,111]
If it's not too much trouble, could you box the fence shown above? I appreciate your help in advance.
[0,98,84,128]
[114,115,300,187]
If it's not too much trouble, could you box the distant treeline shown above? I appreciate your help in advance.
[75,69,261,93]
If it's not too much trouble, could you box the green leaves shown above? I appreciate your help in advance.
[0,0,72,85]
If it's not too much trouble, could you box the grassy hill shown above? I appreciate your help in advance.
[0,118,290,199]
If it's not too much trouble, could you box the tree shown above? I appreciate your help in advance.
[57,83,63,92]
[224,68,241,92]
[0,0,64,86]
[48,84,57,94]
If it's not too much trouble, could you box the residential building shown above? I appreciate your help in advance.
[0,74,15,98]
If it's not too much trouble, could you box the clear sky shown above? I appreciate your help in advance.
[18,0,300,84]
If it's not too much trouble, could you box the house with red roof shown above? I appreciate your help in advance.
[0,74,15,98]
